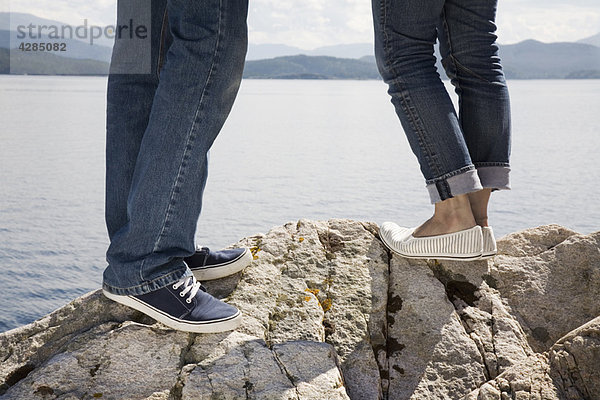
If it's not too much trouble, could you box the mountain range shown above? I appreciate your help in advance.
[246,43,374,61]
[499,39,600,79]
[1,12,599,79]
[577,32,600,47]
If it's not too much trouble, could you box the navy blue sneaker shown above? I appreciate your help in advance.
[102,274,241,333]
[184,247,252,281]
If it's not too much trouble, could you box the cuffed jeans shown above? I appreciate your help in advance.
[103,0,248,295]
[372,0,511,203]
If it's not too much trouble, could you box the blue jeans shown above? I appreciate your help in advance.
[103,0,248,295]
[372,0,511,203]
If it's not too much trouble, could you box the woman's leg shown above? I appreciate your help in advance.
[372,0,482,236]
[437,0,512,225]
[413,194,475,237]
[468,189,492,227]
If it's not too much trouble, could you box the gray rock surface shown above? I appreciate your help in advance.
[466,316,600,400]
[490,225,600,351]
[0,220,598,400]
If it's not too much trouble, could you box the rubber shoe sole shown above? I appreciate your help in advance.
[102,289,242,333]
[191,247,252,281]
[480,252,497,260]
[480,226,497,260]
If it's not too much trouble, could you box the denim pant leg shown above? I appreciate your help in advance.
[372,0,483,203]
[103,0,249,295]
[438,0,511,190]
[105,0,167,242]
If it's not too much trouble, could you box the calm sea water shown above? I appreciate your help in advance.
[1,76,599,332]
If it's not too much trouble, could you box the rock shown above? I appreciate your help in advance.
[495,224,578,258]
[271,341,347,399]
[549,316,600,399]
[0,221,598,400]
[181,332,301,400]
[386,257,487,399]
[229,219,389,399]
[1,321,188,400]
[0,290,147,397]
[464,353,561,400]
[466,316,600,400]
[489,225,600,351]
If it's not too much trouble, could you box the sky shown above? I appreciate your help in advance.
[2,0,599,49]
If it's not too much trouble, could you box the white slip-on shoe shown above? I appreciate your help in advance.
[481,226,497,259]
[379,222,483,261]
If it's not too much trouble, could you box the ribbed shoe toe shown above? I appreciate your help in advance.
[481,226,497,259]
[380,222,414,244]
[380,223,483,261]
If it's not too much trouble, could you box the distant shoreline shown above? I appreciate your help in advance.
[3,47,600,79]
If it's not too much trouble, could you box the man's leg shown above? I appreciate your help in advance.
[106,0,251,288]
[105,0,167,241]
[102,0,249,332]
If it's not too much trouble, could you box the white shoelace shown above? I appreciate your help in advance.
[172,275,201,304]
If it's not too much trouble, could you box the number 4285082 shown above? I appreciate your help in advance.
[18,42,67,52]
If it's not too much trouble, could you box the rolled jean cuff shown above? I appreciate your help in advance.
[476,165,511,191]
[426,168,483,204]
[102,265,192,296]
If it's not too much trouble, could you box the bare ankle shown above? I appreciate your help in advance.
[434,195,475,227]
[475,217,489,227]
[468,189,492,227]
[434,212,475,231]
[414,195,476,237]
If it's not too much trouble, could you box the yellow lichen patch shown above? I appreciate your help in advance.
[299,237,304,242]
[304,288,333,312]
[250,246,262,260]
[93,394,103,398]
[321,298,333,312]
[304,296,312,302]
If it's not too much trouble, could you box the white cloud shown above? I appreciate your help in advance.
[6,0,116,26]
[247,0,373,48]
[496,2,600,44]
